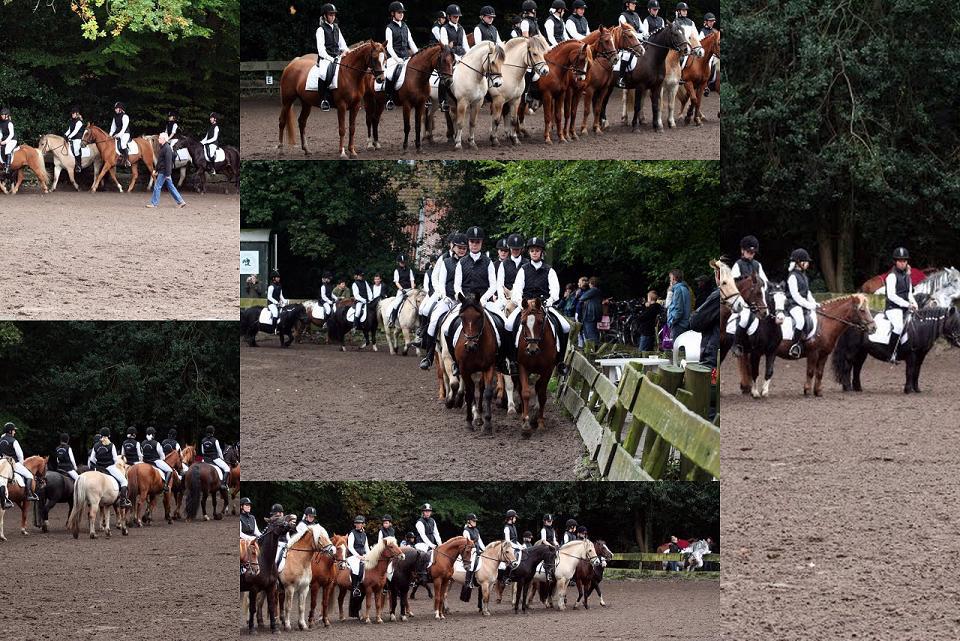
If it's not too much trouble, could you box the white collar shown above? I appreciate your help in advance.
[470,251,482,260]
[531,260,543,269]
[511,255,522,265]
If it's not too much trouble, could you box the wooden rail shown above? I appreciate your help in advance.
[608,552,720,577]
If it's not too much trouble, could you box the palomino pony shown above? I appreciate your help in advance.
[427,535,474,620]
[280,524,336,631]
[0,144,48,194]
[577,25,644,136]
[0,458,13,541]
[184,459,228,521]
[430,41,506,151]
[279,41,387,158]
[242,516,298,633]
[81,124,156,192]
[480,35,550,147]
[523,40,593,144]
[574,539,614,609]
[379,289,426,356]
[335,536,406,624]
[37,133,103,191]
[3,455,47,537]
[551,539,599,610]
[447,540,515,616]
[565,26,618,141]
[173,136,240,194]
[67,466,129,539]
[454,297,500,434]
[308,533,347,628]
[516,298,558,439]
[676,30,720,126]
[125,462,172,527]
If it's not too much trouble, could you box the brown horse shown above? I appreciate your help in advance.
[242,516,298,633]
[428,536,474,620]
[677,30,720,126]
[577,25,644,136]
[455,298,500,434]
[516,298,558,439]
[3,456,47,536]
[0,145,49,194]
[279,41,386,158]
[522,40,592,144]
[170,445,194,520]
[228,463,240,514]
[335,536,406,624]
[184,457,228,522]
[125,462,172,527]
[81,124,156,192]
[309,533,347,628]
[574,539,614,609]
[565,26,618,140]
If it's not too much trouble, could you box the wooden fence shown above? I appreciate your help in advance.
[240,61,288,95]
[608,552,720,577]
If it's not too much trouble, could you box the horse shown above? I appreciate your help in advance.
[37,467,80,532]
[335,536,406,624]
[308,533,347,628]
[324,297,379,351]
[125,462,172,527]
[66,467,128,539]
[675,30,720,126]
[913,267,960,308]
[427,536,473,620]
[387,544,430,621]
[0,144,49,194]
[521,40,593,144]
[80,123,156,192]
[430,41,506,151]
[3,455,47,537]
[435,310,465,408]
[574,539,613,609]
[550,539,599,610]
[279,41,387,158]
[279,524,336,631]
[165,446,192,520]
[0,458,13,541]
[476,35,550,147]
[515,298,559,439]
[37,133,103,191]
[832,306,960,394]
[507,543,556,614]
[718,272,768,368]
[577,25,643,136]
[564,26,618,141]
[378,288,426,356]
[454,296,500,434]
[442,539,515,616]
[242,516,298,633]
[240,303,306,348]
[739,281,789,399]
[184,459,228,521]
[172,136,239,194]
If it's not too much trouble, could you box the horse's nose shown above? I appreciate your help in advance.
[492,78,503,87]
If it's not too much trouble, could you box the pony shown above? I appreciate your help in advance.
[832,306,960,394]
[241,516,298,633]
[522,40,593,144]
[515,298,558,438]
[239,303,306,348]
[66,466,128,539]
[37,466,80,532]
[172,136,240,194]
[676,30,720,126]
[508,543,556,614]
[80,123,156,192]
[564,26,618,141]
[378,288,426,356]
[125,462,172,527]
[0,458,13,541]
[577,24,644,136]
[444,539,515,616]
[279,41,387,158]
[184,459,228,521]
[574,539,614,609]
[308,533,347,628]
[427,535,473,620]
[550,539,599,610]
[335,536,406,624]
[279,524,336,631]
[435,309,465,409]
[433,41,506,151]
[37,133,102,191]
[740,280,789,399]
[387,544,431,621]
[3,455,47,536]
[454,297,500,434]
[479,35,550,147]
[325,297,379,351]
[166,446,192,520]
[0,144,48,194]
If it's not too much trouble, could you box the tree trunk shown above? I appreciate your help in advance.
[817,222,838,292]
[633,509,648,551]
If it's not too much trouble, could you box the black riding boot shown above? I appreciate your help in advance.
[386,79,397,111]
[0,487,11,509]
[731,325,747,357]
[788,328,803,359]
[413,314,428,346]
[118,485,132,508]
[121,149,131,167]
[388,308,399,328]
[556,331,570,376]
[420,334,435,370]
[438,82,450,113]
[351,572,362,597]
[448,331,461,377]
[320,85,332,112]
[162,473,171,493]
[464,569,476,589]
[888,332,901,363]
[25,478,39,502]
[74,154,83,175]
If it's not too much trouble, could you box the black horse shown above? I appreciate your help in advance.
[240,303,306,347]
[741,281,790,398]
[509,543,557,614]
[387,546,431,621]
[832,306,960,394]
[172,135,240,194]
[325,297,380,351]
[36,468,85,532]
[241,516,298,633]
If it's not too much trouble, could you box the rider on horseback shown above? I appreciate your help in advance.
[414,503,443,582]
[430,10,448,44]
[318,271,338,320]
[505,236,572,375]
[239,497,261,542]
[161,428,185,474]
[267,270,288,334]
[88,427,132,508]
[563,518,578,543]
[419,233,467,370]
[502,509,523,583]
[616,1,642,87]
[296,506,319,535]
[142,427,174,493]
[642,0,664,35]
[122,427,142,465]
[0,107,17,173]
[416,233,455,345]
[438,4,469,112]
[65,105,85,176]
[351,268,374,331]
[565,0,590,40]
[786,248,819,358]
[347,514,370,597]
[389,254,417,328]
[519,0,541,36]
[200,113,221,174]
[200,425,231,493]
[700,12,718,94]
[109,102,132,167]
[316,4,348,112]
[884,247,918,362]
[378,514,396,542]
[384,1,419,111]
[544,0,569,48]
[473,6,504,48]
[539,514,560,547]
[729,235,769,357]
[0,422,39,503]
[55,433,80,482]
[164,109,180,148]
[576,524,589,540]
[498,233,529,304]
[462,512,485,588]
[674,2,695,71]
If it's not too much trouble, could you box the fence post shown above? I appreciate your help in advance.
[682,364,712,419]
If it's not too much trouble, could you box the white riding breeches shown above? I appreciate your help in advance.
[204,144,218,162]
[69,139,82,155]
[66,469,80,481]
[352,301,367,322]
[106,464,127,488]
[391,292,406,315]
[268,303,280,319]
[346,556,364,575]
[211,458,230,481]
[114,133,130,152]
[789,306,806,331]
[2,139,17,156]
[504,305,570,333]
[385,58,405,83]
[886,308,906,335]
[13,461,31,486]
[418,292,438,317]
[151,459,173,480]
[428,297,457,336]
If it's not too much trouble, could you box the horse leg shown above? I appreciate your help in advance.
[763,350,776,397]
[348,105,360,158]
[803,353,816,396]
[520,366,533,438]
[750,351,762,399]
[454,100,467,150]
[337,105,348,159]
[464,375,476,430]
[535,373,548,431]
[298,102,313,155]
[542,93,554,144]
[467,102,479,150]
[482,369,495,434]
[402,104,412,151]
[489,96,503,146]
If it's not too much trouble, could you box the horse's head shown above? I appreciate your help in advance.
[593,26,618,63]
[331,534,349,569]
[767,281,787,325]
[384,537,406,562]
[583,538,600,565]
[368,42,387,84]
[499,540,516,566]
[617,24,645,57]
[850,294,876,333]
[519,297,547,356]
[486,42,506,88]
[712,258,739,305]
[741,275,768,319]
[437,44,456,81]
[80,124,95,144]
[181,445,196,467]
[527,34,550,76]
[457,538,474,566]
[571,43,592,87]
[413,288,427,307]
[458,297,486,353]
[594,539,613,561]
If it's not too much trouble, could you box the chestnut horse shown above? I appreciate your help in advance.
[564,26,618,140]
[3,455,47,536]
[677,30,720,126]
[516,298,558,439]
[428,535,474,620]
[81,124,156,192]
[574,539,614,609]
[308,533,347,628]
[0,145,49,194]
[125,462,172,527]
[454,298,500,434]
[278,41,386,158]
[184,458,228,521]
[335,536,406,624]
[170,445,194,520]
[577,24,644,136]
[521,40,592,144]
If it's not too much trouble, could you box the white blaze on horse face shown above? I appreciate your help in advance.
[526,313,536,334]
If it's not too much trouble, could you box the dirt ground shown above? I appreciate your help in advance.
[0,503,235,641]
[246,578,717,640]
[0,190,238,320]
[719,346,960,640]
[240,334,585,480]
[240,90,720,161]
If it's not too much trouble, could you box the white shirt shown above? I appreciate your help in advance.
[0,122,14,144]
[472,24,504,47]
[544,14,567,47]
[510,262,561,307]
[65,120,84,138]
[8,438,25,462]
[385,20,418,61]
[200,125,219,145]
[520,17,538,37]
[415,520,443,548]
[108,114,129,137]
[565,16,588,40]
[454,253,497,303]
[319,283,337,305]
[346,530,370,557]
[463,527,485,550]
[496,255,525,292]
[539,527,559,546]
[352,281,373,303]
[787,273,818,310]
[433,255,454,298]
[88,442,120,466]
[394,268,415,290]
[439,21,469,51]
[885,271,918,309]
[316,24,348,62]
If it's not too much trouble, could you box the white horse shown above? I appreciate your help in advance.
[0,458,13,542]
[913,267,960,308]
[550,539,598,611]
[37,133,104,191]
[67,469,129,539]
[280,524,331,631]
[436,311,464,409]
[485,36,550,146]
[446,540,515,616]
[378,288,426,356]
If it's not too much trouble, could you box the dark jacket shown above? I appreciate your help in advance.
[156,142,174,176]
[579,287,603,323]
[636,301,663,337]
[689,288,720,368]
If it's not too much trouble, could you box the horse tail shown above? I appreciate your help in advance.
[185,465,201,520]
[33,147,50,187]
[126,466,139,502]
[830,326,855,386]
[67,476,86,535]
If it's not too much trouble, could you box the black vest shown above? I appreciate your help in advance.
[93,442,114,467]
[505,523,518,543]
[351,529,368,555]
[112,112,126,132]
[0,435,14,457]
[161,438,178,454]
[735,257,759,281]
[523,17,541,36]
[701,25,715,37]
[269,283,284,302]
[122,438,140,463]
[415,517,437,544]
[620,10,641,30]
[142,439,161,463]
[429,22,443,45]
[644,15,664,31]
[542,525,557,544]
[319,282,334,300]
[460,254,492,297]
[464,525,480,544]
[476,22,499,43]
[204,125,218,141]
[443,22,466,55]
[396,266,412,288]
[564,530,577,544]
[68,117,84,139]
[56,445,74,470]
[521,262,551,299]
[676,16,695,28]
[387,21,412,58]
[354,280,370,302]
[503,258,525,289]
[443,255,460,297]
[787,269,809,309]
[886,269,911,311]
[320,21,342,57]
[165,121,177,137]
[0,121,10,138]
[380,525,395,540]
[201,436,218,459]
[569,14,589,35]
[240,513,257,536]
[546,15,566,42]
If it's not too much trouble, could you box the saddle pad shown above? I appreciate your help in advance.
[127,141,140,156]
[212,147,225,163]
[617,50,639,72]
[451,309,502,349]
[725,313,760,336]
[80,146,92,159]
[175,148,191,163]
[867,312,908,345]
[310,301,325,319]
[780,313,818,342]
[258,307,273,325]
[346,304,367,324]
[306,58,342,92]
[376,60,408,92]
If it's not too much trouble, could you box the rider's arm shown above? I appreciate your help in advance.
[317,28,334,61]
[619,14,628,26]
[347,531,357,555]
[565,18,585,40]
[13,440,24,462]
[337,30,348,53]
[393,269,402,291]
[472,26,483,45]
[453,262,465,299]
[480,261,497,303]
[544,19,560,46]
[136,442,143,459]
[520,18,533,37]
[267,284,279,305]
[787,274,816,310]
[433,25,443,42]
[503,525,512,541]
[68,448,77,468]
[408,29,419,55]
[884,272,912,308]
[119,115,129,135]
[215,439,224,459]
[385,27,401,60]
[170,122,178,137]
[200,126,219,144]
[730,262,741,279]
[432,527,443,546]
[432,260,447,294]
[108,120,117,136]
[459,29,470,52]
[415,521,433,548]
[511,269,526,306]
[88,448,96,467]
[546,269,561,306]
[111,444,121,464]
[439,26,451,46]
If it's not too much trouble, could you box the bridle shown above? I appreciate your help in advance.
[461,305,486,347]
[546,44,590,81]
[479,540,514,565]
[592,33,619,63]
[520,302,549,350]
[335,43,386,80]
[504,43,549,77]
[456,44,503,86]
[816,300,874,331]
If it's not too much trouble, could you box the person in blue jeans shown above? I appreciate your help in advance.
[667,269,691,339]
[579,276,603,343]
[147,132,186,209]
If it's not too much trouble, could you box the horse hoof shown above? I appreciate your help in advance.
[203,515,210,521]
[339,152,348,160]
[367,142,374,150]
[507,407,516,415]
[376,618,383,624]
[90,533,97,539]
[454,143,462,150]
[401,615,407,622]
[0,535,6,542]
[389,614,396,622]
[350,151,358,159]
[469,142,478,150]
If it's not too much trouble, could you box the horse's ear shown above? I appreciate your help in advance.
[457,292,466,304]
[521,298,529,310]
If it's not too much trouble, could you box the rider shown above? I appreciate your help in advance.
[506,236,572,374]
[142,427,174,493]
[785,248,819,358]
[200,425,230,493]
[109,102,132,166]
[0,107,16,173]
[378,514,396,541]
[563,518,578,543]
[164,109,180,148]
[65,105,85,175]
[674,2,695,72]
[389,254,417,328]
[729,235,769,357]
[502,509,523,580]
[266,269,288,334]
[316,4,348,113]
[462,512,485,589]
[239,497,261,542]
[641,0,664,35]
[565,0,590,40]
[318,271,338,320]
[347,515,370,597]
[296,506,320,534]
[576,525,589,540]
[351,268,374,331]
[616,1,642,87]
[200,112,221,173]
[121,427,142,466]
[384,1,419,111]
[538,513,560,547]
[619,0,642,30]
[88,427,132,507]
[430,10,448,45]
[404,531,417,547]
[419,233,467,370]
[544,0,568,48]
[414,503,443,554]
[884,247,919,362]
[498,233,528,304]
[522,530,534,547]
[518,0,541,36]
[0,422,39,501]
[438,4,469,113]
[371,273,387,301]
[700,12,718,93]
[55,433,80,482]
[473,6,504,48]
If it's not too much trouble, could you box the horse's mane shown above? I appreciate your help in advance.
[365,536,396,566]
[820,293,868,309]
[287,523,329,550]
[559,538,589,552]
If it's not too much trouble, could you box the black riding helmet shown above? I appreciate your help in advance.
[496,238,509,251]
[354,267,365,277]
[452,233,468,247]
[480,5,496,17]
[466,226,485,241]
[576,525,588,535]
[648,0,659,7]
[0,107,11,117]
[321,3,337,15]
[522,0,538,14]
[572,0,587,9]
[421,503,433,512]
[551,0,567,10]
[435,10,447,20]
[322,271,333,279]
[704,12,716,20]
[240,497,252,507]
[466,513,478,521]
[527,236,546,250]
[70,105,82,116]
[114,102,125,111]
[167,428,177,439]
[167,109,178,119]
[790,248,812,264]
[566,518,577,528]
[271,269,281,280]
[507,233,525,249]
[146,427,156,436]
[505,509,518,519]
[381,514,393,522]
[126,427,137,438]
[209,112,221,122]
[389,1,406,14]
[99,427,111,437]
[354,515,367,524]
[3,422,15,434]
[397,253,407,264]
[543,514,554,521]
[270,503,284,515]
[446,4,462,16]
[60,432,70,443]
[522,530,533,539]
[675,2,688,10]
[892,247,910,260]
[304,506,317,517]
[206,425,215,436]
[740,235,759,252]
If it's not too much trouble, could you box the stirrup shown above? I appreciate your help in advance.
[320,100,331,112]
[386,100,396,111]
[439,101,449,113]
[419,357,432,370]
[731,343,743,357]
[788,342,802,358]
[1,499,12,509]
[27,493,39,502]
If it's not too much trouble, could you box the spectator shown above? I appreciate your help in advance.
[146,132,186,209]
[667,269,691,339]
[635,289,662,351]
[245,274,261,297]
[558,283,576,314]
[666,535,682,571]
[573,276,589,321]
[579,277,603,343]
[332,279,349,300]
[694,274,714,306]
[689,276,721,369]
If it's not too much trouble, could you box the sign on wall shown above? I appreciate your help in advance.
[240,250,260,274]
